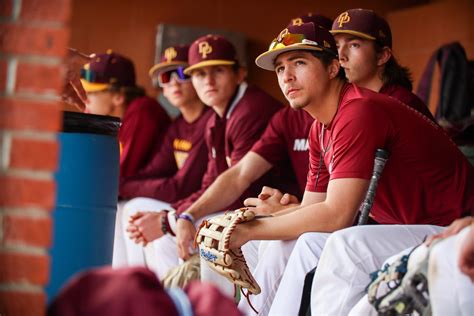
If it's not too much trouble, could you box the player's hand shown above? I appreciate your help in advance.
[458,226,474,282]
[133,211,165,244]
[244,186,298,215]
[62,48,91,111]
[426,216,473,246]
[176,217,196,260]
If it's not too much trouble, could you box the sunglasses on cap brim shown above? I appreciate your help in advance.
[158,66,191,87]
[269,32,321,50]
[80,68,98,82]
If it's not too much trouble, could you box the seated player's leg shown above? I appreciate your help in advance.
[429,226,474,316]
[112,201,129,267]
[238,239,298,316]
[268,232,331,316]
[311,225,443,316]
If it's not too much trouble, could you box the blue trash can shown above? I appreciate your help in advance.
[46,111,121,301]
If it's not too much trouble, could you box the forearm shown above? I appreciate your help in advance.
[242,202,354,241]
[273,203,301,216]
[185,168,253,218]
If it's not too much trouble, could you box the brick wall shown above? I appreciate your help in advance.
[0,0,70,315]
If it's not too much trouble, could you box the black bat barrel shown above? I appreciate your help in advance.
[357,149,390,225]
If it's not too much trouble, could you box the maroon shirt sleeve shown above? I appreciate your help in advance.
[119,96,171,178]
[251,109,288,165]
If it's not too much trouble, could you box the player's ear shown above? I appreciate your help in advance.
[376,47,392,67]
[111,92,125,108]
[328,58,341,80]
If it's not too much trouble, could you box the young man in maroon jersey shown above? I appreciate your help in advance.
[112,45,213,269]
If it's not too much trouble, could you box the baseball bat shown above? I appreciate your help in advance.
[357,149,390,225]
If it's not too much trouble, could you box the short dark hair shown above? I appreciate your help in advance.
[109,84,146,106]
[310,51,346,80]
[374,43,413,91]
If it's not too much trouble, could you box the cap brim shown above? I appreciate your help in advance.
[80,79,109,92]
[148,61,188,77]
[184,60,235,75]
[329,29,376,41]
[255,45,323,71]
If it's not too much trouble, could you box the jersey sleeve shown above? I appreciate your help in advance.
[250,110,288,165]
[119,136,208,203]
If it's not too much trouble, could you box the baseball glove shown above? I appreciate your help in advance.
[195,208,261,295]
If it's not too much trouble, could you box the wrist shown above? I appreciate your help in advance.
[177,212,195,224]
[160,210,175,236]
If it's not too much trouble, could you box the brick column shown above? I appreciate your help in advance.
[0,0,71,315]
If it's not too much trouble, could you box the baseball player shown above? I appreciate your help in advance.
[119,34,282,279]
[112,45,213,267]
[247,9,436,216]
[209,21,473,316]
[267,9,450,315]
[79,50,172,179]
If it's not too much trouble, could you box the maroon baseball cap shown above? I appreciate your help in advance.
[255,22,337,71]
[80,50,136,92]
[331,9,392,48]
[48,267,179,316]
[149,45,190,77]
[287,13,333,30]
[184,34,238,75]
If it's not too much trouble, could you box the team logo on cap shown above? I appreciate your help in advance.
[337,11,351,27]
[292,18,303,26]
[198,41,213,59]
[164,47,178,62]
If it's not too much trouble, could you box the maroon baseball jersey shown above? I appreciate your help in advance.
[119,107,213,203]
[306,83,473,226]
[251,107,314,195]
[119,96,171,178]
[172,84,282,214]
[380,84,436,122]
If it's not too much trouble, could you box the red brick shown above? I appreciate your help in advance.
[3,216,52,247]
[15,62,63,94]
[0,23,69,57]
[0,98,62,132]
[0,290,46,316]
[0,252,49,285]
[0,59,7,92]
[9,137,58,171]
[0,0,13,17]
[0,176,55,210]
[20,0,71,23]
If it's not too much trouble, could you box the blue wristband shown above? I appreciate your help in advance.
[177,213,195,223]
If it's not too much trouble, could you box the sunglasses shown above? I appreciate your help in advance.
[158,66,190,87]
[268,32,321,51]
[80,68,97,82]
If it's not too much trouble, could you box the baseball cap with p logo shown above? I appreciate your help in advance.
[255,22,337,71]
[331,9,392,48]
[184,35,238,75]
